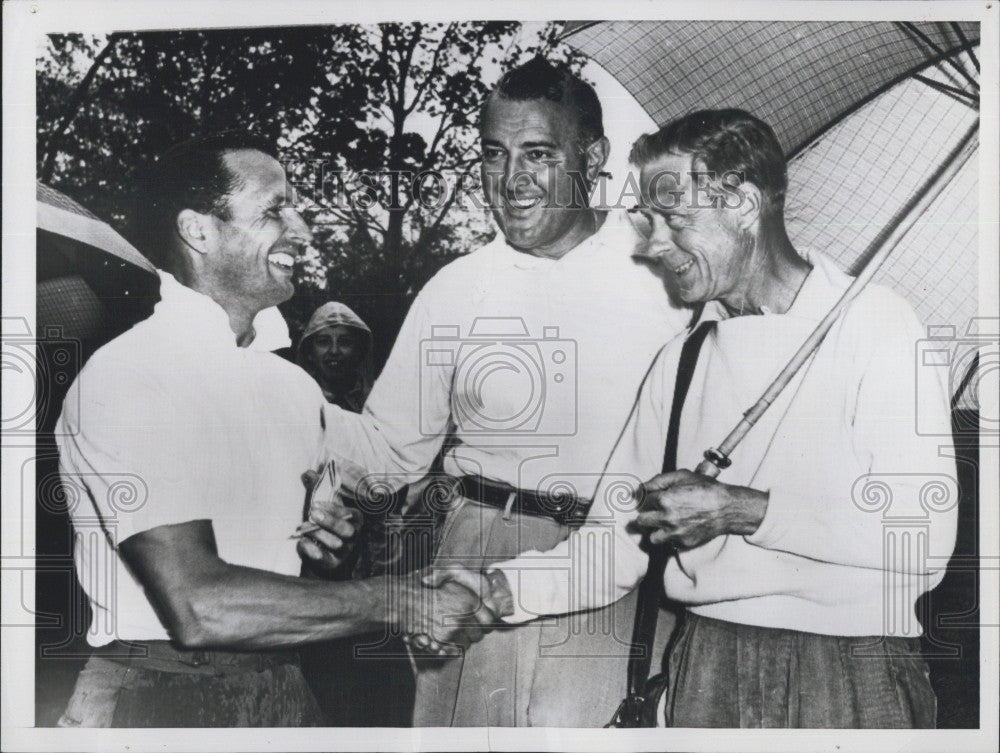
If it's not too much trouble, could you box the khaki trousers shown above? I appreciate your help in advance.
[412,496,675,727]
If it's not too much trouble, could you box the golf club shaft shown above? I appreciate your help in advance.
[696,120,979,479]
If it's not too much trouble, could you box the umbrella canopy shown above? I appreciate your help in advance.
[561,21,983,409]
[36,182,159,344]
[38,183,157,275]
[561,21,978,156]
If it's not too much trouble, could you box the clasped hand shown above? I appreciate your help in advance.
[400,566,509,656]
[632,469,769,549]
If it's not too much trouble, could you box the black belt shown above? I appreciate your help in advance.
[457,475,590,526]
[96,640,299,676]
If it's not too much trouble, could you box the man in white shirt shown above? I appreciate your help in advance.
[55,133,492,727]
[324,57,690,726]
[452,109,958,727]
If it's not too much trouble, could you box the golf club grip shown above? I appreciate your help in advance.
[694,458,722,478]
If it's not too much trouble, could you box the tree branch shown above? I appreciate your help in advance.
[420,108,467,175]
[40,33,123,183]
[410,182,465,255]
[437,154,481,172]
[353,205,387,237]
[380,28,398,112]
[396,23,422,115]
[407,23,455,116]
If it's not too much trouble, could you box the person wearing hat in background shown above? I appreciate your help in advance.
[297,302,374,413]
[296,301,416,726]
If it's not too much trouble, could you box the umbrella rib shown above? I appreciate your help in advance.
[786,41,977,160]
[896,22,979,92]
[556,21,601,42]
[949,22,979,72]
[912,74,980,109]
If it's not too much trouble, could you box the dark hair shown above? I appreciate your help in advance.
[130,131,277,268]
[483,55,604,148]
[630,109,788,218]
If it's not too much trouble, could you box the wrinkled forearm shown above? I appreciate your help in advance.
[169,565,399,650]
[725,485,769,535]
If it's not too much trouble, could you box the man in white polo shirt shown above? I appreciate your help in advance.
[55,133,491,727]
[324,57,690,726]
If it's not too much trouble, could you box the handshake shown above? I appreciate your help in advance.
[296,499,516,654]
[394,566,516,655]
[297,466,516,654]
[297,497,516,654]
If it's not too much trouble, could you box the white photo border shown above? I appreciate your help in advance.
[3,1,998,751]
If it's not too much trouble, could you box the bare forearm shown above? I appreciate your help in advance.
[175,565,397,650]
[120,519,435,652]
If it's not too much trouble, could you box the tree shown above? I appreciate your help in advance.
[36,23,586,363]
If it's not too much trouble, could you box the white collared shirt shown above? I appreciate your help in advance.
[56,272,327,645]
[324,211,691,499]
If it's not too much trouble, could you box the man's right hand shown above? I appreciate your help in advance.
[401,565,515,654]
[392,573,497,655]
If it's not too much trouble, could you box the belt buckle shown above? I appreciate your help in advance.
[179,649,210,668]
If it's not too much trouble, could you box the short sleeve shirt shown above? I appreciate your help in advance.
[56,272,328,645]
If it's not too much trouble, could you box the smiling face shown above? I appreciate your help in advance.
[204,149,312,312]
[637,151,756,307]
[308,324,363,390]
[480,97,601,259]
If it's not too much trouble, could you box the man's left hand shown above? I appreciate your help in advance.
[296,508,360,574]
[633,469,768,549]
[297,469,360,575]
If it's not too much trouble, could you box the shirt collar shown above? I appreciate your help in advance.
[692,249,852,331]
[155,270,291,352]
[491,209,629,269]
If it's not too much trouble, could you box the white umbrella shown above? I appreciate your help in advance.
[561,20,985,412]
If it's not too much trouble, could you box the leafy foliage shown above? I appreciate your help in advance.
[36,23,586,363]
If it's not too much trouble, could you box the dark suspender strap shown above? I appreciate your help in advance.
[626,320,716,699]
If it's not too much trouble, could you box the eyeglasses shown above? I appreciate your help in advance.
[626,205,656,241]
[623,205,663,265]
